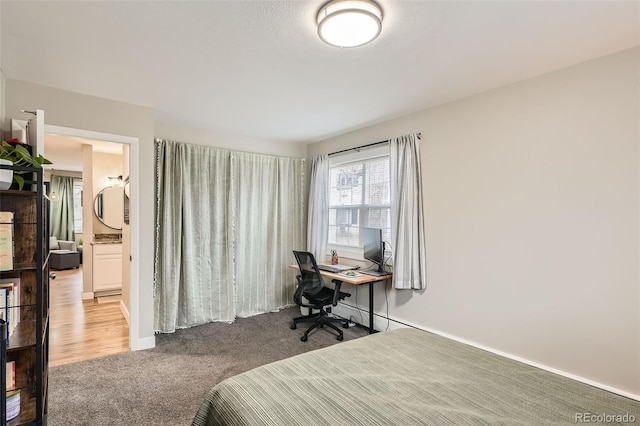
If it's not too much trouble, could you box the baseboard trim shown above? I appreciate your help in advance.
[130,335,155,351]
[81,291,94,300]
[120,301,130,326]
[332,303,640,402]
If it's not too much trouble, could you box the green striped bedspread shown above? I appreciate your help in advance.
[192,328,639,425]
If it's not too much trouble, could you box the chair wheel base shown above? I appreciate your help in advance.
[290,323,297,330]
[337,335,343,341]
[301,335,308,342]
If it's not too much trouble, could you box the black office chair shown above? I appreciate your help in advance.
[291,250,351,342]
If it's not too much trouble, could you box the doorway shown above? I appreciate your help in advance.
[44,125,140,363]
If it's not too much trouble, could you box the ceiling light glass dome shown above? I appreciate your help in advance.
[317,0,383,48]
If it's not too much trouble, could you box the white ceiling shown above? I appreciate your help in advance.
[2,1,639,145]
[44,134,123,173]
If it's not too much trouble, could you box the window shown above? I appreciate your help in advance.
[73,179,83,234]
[328,154,391,248]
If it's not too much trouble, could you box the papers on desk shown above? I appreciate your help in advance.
[339,271,362,277]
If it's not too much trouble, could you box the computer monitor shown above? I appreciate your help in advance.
[363,227,384,274]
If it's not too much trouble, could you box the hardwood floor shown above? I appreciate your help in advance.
[49,267,129,367]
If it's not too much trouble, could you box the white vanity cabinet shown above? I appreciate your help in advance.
[92,243,123,294]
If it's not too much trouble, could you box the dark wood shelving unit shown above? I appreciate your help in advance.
[0,165,49,425]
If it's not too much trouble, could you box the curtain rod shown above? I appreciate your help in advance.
[328,140,389,157]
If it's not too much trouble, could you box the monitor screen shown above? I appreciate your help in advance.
[363,227,383,272]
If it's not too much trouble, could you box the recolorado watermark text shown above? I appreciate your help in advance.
[575,412,636,423]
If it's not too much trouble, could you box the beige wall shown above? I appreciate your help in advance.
[92,151,124,234]
[309,47,640,396]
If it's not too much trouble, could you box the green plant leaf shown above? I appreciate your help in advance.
[0,142,52,168]
[1,141,53,189]
[13,174,24,190]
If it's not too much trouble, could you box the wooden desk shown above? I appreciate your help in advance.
[289,264,392,334]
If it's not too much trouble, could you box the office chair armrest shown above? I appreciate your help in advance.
[331,280,342,306]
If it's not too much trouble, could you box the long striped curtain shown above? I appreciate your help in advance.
[154,141,235,330]
[154,139,305,333]
[49,175,75,241]
[232,152,306,317]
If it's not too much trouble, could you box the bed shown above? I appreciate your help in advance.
[192,328,640,425]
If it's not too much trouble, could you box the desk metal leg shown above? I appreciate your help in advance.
[332,276,383,334]
[368,282,376,334]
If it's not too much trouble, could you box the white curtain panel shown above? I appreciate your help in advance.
[231,152,305,318]
[390,133,427,290]
[306,155,330,262]
[154,139,305,333]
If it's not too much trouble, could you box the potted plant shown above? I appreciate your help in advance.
[0,140,52,190]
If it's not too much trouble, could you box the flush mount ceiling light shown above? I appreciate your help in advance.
[317,0,383,48]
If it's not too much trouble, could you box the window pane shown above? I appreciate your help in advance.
[329,163,363,206]
[328,208,360,246]
[364,157,390,205]
[327,155,390,249]
[366,207,391,244]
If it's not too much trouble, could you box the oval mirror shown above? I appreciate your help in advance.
[94,186,124,230]
[123,176,130,225]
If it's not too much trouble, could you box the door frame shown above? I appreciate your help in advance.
[44,124,142,351]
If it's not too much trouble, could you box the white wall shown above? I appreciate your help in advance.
[308,47,640,397]
[155,119,306,158]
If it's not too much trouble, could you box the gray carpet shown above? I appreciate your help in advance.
[48,307,368,426]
